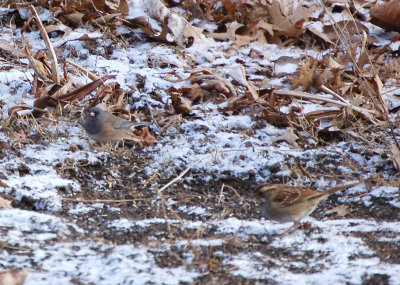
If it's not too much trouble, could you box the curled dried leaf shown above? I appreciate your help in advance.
[8,105,35,117]
[0,141,13,151]
[0,269,28,285]
[170,93,193,114]
[138,127,156,147]
[371,1,400,32]
[291,57,318,90]
[269,127,299,148]
[390,144,400,172]
[0,196,12,209]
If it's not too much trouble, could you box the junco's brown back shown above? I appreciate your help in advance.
[84,107,146,143]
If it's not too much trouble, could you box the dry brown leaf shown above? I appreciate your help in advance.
[314,69,335,90]
[0,39,25,58]
[63,12,85,26]
[331,107,359,129]
[51,80,73,98]
[218,95,246,114]
[291,58,318,90]
[9,130,28,144]
[0,141,13,151]
[7,105,36,117]
[261,108,291,128]
[189,74,237,97]
[154,21,173,43]
[0,181,9,188]
[170,93,193,114]
[0,196,12,209]
[123,17,157,37]
[45,24,73,38]
[327,57,347,70]
[326,205,350,217]
[357,50,370,68]
[228,64,248,86]
[182,23,205,47]
[29,5,60,85]
[373,74,389,113]
[21,18,54,84]
[212,0,237,23]
[371,1,400,32]
[205,30,229,41]
[92,13,121,25]
[119,0,129,15]
[227,65,258,100]
[307,27,335,45]
[232,34,254,47]
[138,127,156,147]
[207,80,231,96]
[245,81,259,101]
[248,48,267,59]
[145,0,206,45]
[323,21,369,43]
[24,50,52,83]
[0,269,27,285]
[173,84,204,102]
[269,127,299,148]
[92,81,122,107]
[268,0,317,41]
[33,75,116,112]
[390,144,400,172]
[257,21,274,37]
[224,22,254,47]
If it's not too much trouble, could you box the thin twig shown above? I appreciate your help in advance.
[156,189,174,238]
[0,241,31,251]
[218,183,226,204]
[220,184,242,201]
[66,59,100,81]
[183,224,205,250]
[320,85,349,104]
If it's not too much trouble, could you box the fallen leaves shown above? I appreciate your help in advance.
[269,128,299,149]
[390,144,400,172]
[267,0,317,42]
[137,127,157,147]
[170,92,193,115]
[34,75,116,111]
[326,205,350,217]
[1,0,400,152]
[371,1,400,32]
[1,3,156,148]
[0,269,27,285]
[0,196,12,209]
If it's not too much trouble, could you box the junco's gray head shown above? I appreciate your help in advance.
[84,107,145,143]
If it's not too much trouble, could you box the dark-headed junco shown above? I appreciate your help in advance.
[84,106,147,143]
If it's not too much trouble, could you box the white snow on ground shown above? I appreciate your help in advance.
[19,241,200,285]
[1,1,400,284]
